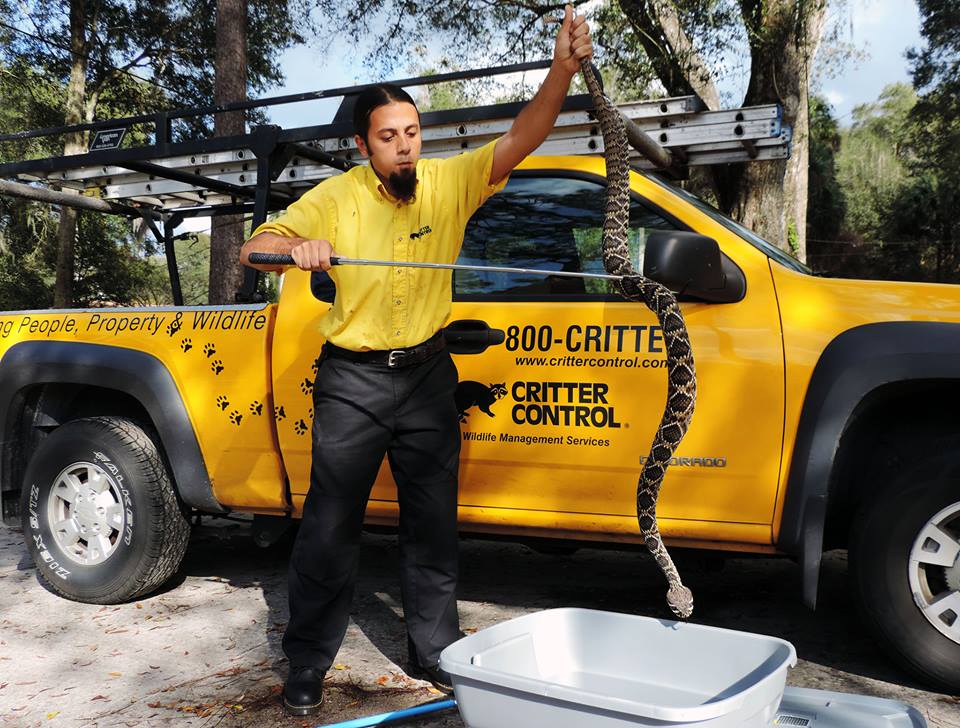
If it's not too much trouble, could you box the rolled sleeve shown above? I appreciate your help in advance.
[441,137,510,219]
[250,186,331,240]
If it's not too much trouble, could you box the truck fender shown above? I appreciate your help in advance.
[0,340,225,515]
[778,321,960,608]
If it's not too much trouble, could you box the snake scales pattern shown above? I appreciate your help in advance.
[579,61,697,618]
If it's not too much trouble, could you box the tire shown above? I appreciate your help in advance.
[850,435,960,693]
[19,416,191,604]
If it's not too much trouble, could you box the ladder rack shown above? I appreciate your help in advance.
[0,60,792,303]
[7,95,789,212]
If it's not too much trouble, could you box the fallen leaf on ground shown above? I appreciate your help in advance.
[90,695,109,701]
[46,712,59,719]
[333,664,348,670]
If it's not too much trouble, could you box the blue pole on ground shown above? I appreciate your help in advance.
[313,699,458,728]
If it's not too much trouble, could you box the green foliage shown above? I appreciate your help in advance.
[809,0,960,285]
[144,225,278,306]
[786,220,799,256]
[807,73,960,283]
[0,1,308,309]
[172,233,212,306]
[806,95,845,248]
[835,84,915,241]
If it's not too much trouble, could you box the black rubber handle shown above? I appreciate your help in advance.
[248,252,341,267]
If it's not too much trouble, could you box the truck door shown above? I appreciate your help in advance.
[434,163,785,547]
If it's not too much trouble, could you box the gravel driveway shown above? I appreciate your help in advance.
[1,517,958,727]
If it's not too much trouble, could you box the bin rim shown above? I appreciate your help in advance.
[440,608,798,723]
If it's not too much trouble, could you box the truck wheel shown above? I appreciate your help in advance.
[19,416,191,604]
[850,438,960,693]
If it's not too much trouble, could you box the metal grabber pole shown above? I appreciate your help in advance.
[247,252,624,281]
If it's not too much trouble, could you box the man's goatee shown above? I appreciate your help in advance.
[388,167,417,202]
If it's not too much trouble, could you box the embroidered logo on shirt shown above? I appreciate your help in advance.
[410,225,433,240]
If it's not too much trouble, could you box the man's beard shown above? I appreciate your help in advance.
[387,166,417,202]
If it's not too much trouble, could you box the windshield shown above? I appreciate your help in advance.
[643,172,812,274]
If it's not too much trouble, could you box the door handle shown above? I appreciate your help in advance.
[443,319,505,354]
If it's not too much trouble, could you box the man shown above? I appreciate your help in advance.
[240,5,592,716]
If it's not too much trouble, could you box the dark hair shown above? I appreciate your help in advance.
[352,84,419,143]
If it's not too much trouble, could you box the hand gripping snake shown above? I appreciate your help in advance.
[579,60,697,619]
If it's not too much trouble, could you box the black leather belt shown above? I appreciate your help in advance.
[323,331,446,368]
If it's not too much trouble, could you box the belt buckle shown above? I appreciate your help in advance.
[387,349,405,368]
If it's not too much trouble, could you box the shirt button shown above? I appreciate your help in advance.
[395,299,402,305]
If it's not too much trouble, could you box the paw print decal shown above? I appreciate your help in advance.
[311,355,323,374]
[216,395,230,411]
[249,401,263,416]
[294,419,308,435]
[300,378,314,395]
[274,405,286,421]
[229,411,243,426]
[166,318,182,336]
[308,407,314,419]
[203,343,216,358]
[211,360,224,375]
[180,338,193,353]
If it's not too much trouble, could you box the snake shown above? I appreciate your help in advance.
[579,60,697,619]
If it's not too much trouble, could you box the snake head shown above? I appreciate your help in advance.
[667,585,694,619]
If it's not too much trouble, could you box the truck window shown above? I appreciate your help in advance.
[455,173,678,299]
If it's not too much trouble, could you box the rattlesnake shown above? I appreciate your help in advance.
[580,61,697,619]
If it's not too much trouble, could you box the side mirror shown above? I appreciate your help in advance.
[642,231,745,303]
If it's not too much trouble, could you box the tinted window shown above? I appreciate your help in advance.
[455,174,678,298]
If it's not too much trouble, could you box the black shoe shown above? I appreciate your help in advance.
[282,666,325,716]
[406,660,454,694]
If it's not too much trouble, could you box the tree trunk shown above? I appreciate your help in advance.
[714,0,827,261]
[207,0,248,305]
[618,0,827,262]
[54,0,89,308]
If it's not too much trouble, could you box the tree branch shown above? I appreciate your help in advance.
[648,0,719,108]
[617,0,719,109]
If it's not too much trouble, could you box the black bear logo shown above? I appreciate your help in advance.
[455,381,507,422]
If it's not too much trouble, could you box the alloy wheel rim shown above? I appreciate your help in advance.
[908,500,960,645]
[46,462,126,566]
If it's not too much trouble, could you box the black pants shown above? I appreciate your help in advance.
[282,348,462,672]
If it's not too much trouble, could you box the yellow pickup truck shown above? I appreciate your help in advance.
[3,155,960,692]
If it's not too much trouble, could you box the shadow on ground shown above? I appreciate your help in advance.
[156,516,959,726]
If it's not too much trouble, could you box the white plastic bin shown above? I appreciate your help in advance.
[440,608,797,728]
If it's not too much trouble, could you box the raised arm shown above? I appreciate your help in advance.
[489,4,593,185]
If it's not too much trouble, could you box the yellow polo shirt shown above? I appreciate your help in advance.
[252,138,508,351]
